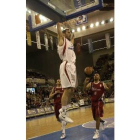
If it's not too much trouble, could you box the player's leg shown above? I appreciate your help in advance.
[100,118,104,122]
[99,102,107,129]
[60,121,67,139]
[93,117,100,139]
[100,118,107,130]
[59,88,74,123]
[55,104,67,139]
[91,104,100,139]
[100,118,106,125]
[54,104,61,122]
[61,88,72,106]
[93,106,100,139]
[96,117,100,130]
[67,88,74,105]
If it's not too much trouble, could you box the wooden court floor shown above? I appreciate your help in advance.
[26,103,114,139]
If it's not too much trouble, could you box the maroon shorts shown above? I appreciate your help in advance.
[54,103,61,119]
[91,101,104,120]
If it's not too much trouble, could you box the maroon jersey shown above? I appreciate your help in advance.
[53,87,64,104]
[90,82,104,102]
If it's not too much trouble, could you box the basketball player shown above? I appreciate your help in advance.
[49,79,67,139]
[57,22,77,123]
[84,72,109,139]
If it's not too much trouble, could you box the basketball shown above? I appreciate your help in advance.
[84,67,94,75]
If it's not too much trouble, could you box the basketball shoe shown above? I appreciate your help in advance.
[59,109,73,123]
[93,131,99,139]
[60,133,66,139]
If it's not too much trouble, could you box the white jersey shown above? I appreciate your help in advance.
[57,37,77,88]
[57,37,76,63]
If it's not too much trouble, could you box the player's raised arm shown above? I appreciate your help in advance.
[86,82,91,91]
[71,33,74,45]
[83,78,91,92]
[57,22,64,46]
[63,21,74,44]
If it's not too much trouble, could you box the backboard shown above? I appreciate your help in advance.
[27,0,103,32]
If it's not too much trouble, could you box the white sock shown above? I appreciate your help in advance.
[96,129,99,133]
[62,121,66,134]
[66,104,69,109]
[62,106,67,110]
[62,106,67,115]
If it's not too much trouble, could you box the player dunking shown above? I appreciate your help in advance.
[49,79,67,139]
[57,22,77,123]
[84,72,109,139]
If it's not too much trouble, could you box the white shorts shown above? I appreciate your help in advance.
[59,61,78,88]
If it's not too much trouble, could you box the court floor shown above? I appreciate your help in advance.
[26,103,114,140]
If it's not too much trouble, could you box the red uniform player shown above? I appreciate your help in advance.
[52,86,64,122]
[84,73,109,139]
[49,79,67,139]
[90,81,105,120]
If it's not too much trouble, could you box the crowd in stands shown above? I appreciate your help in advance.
[26,70,47,79]
[26,86,92,110]
[102,63,114,81]
[26,84,114,110]
[26,82,39,87]
[94,54,109,74]
[26,87,51,109]
[94,52,114,81]
[102,53,114,81]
